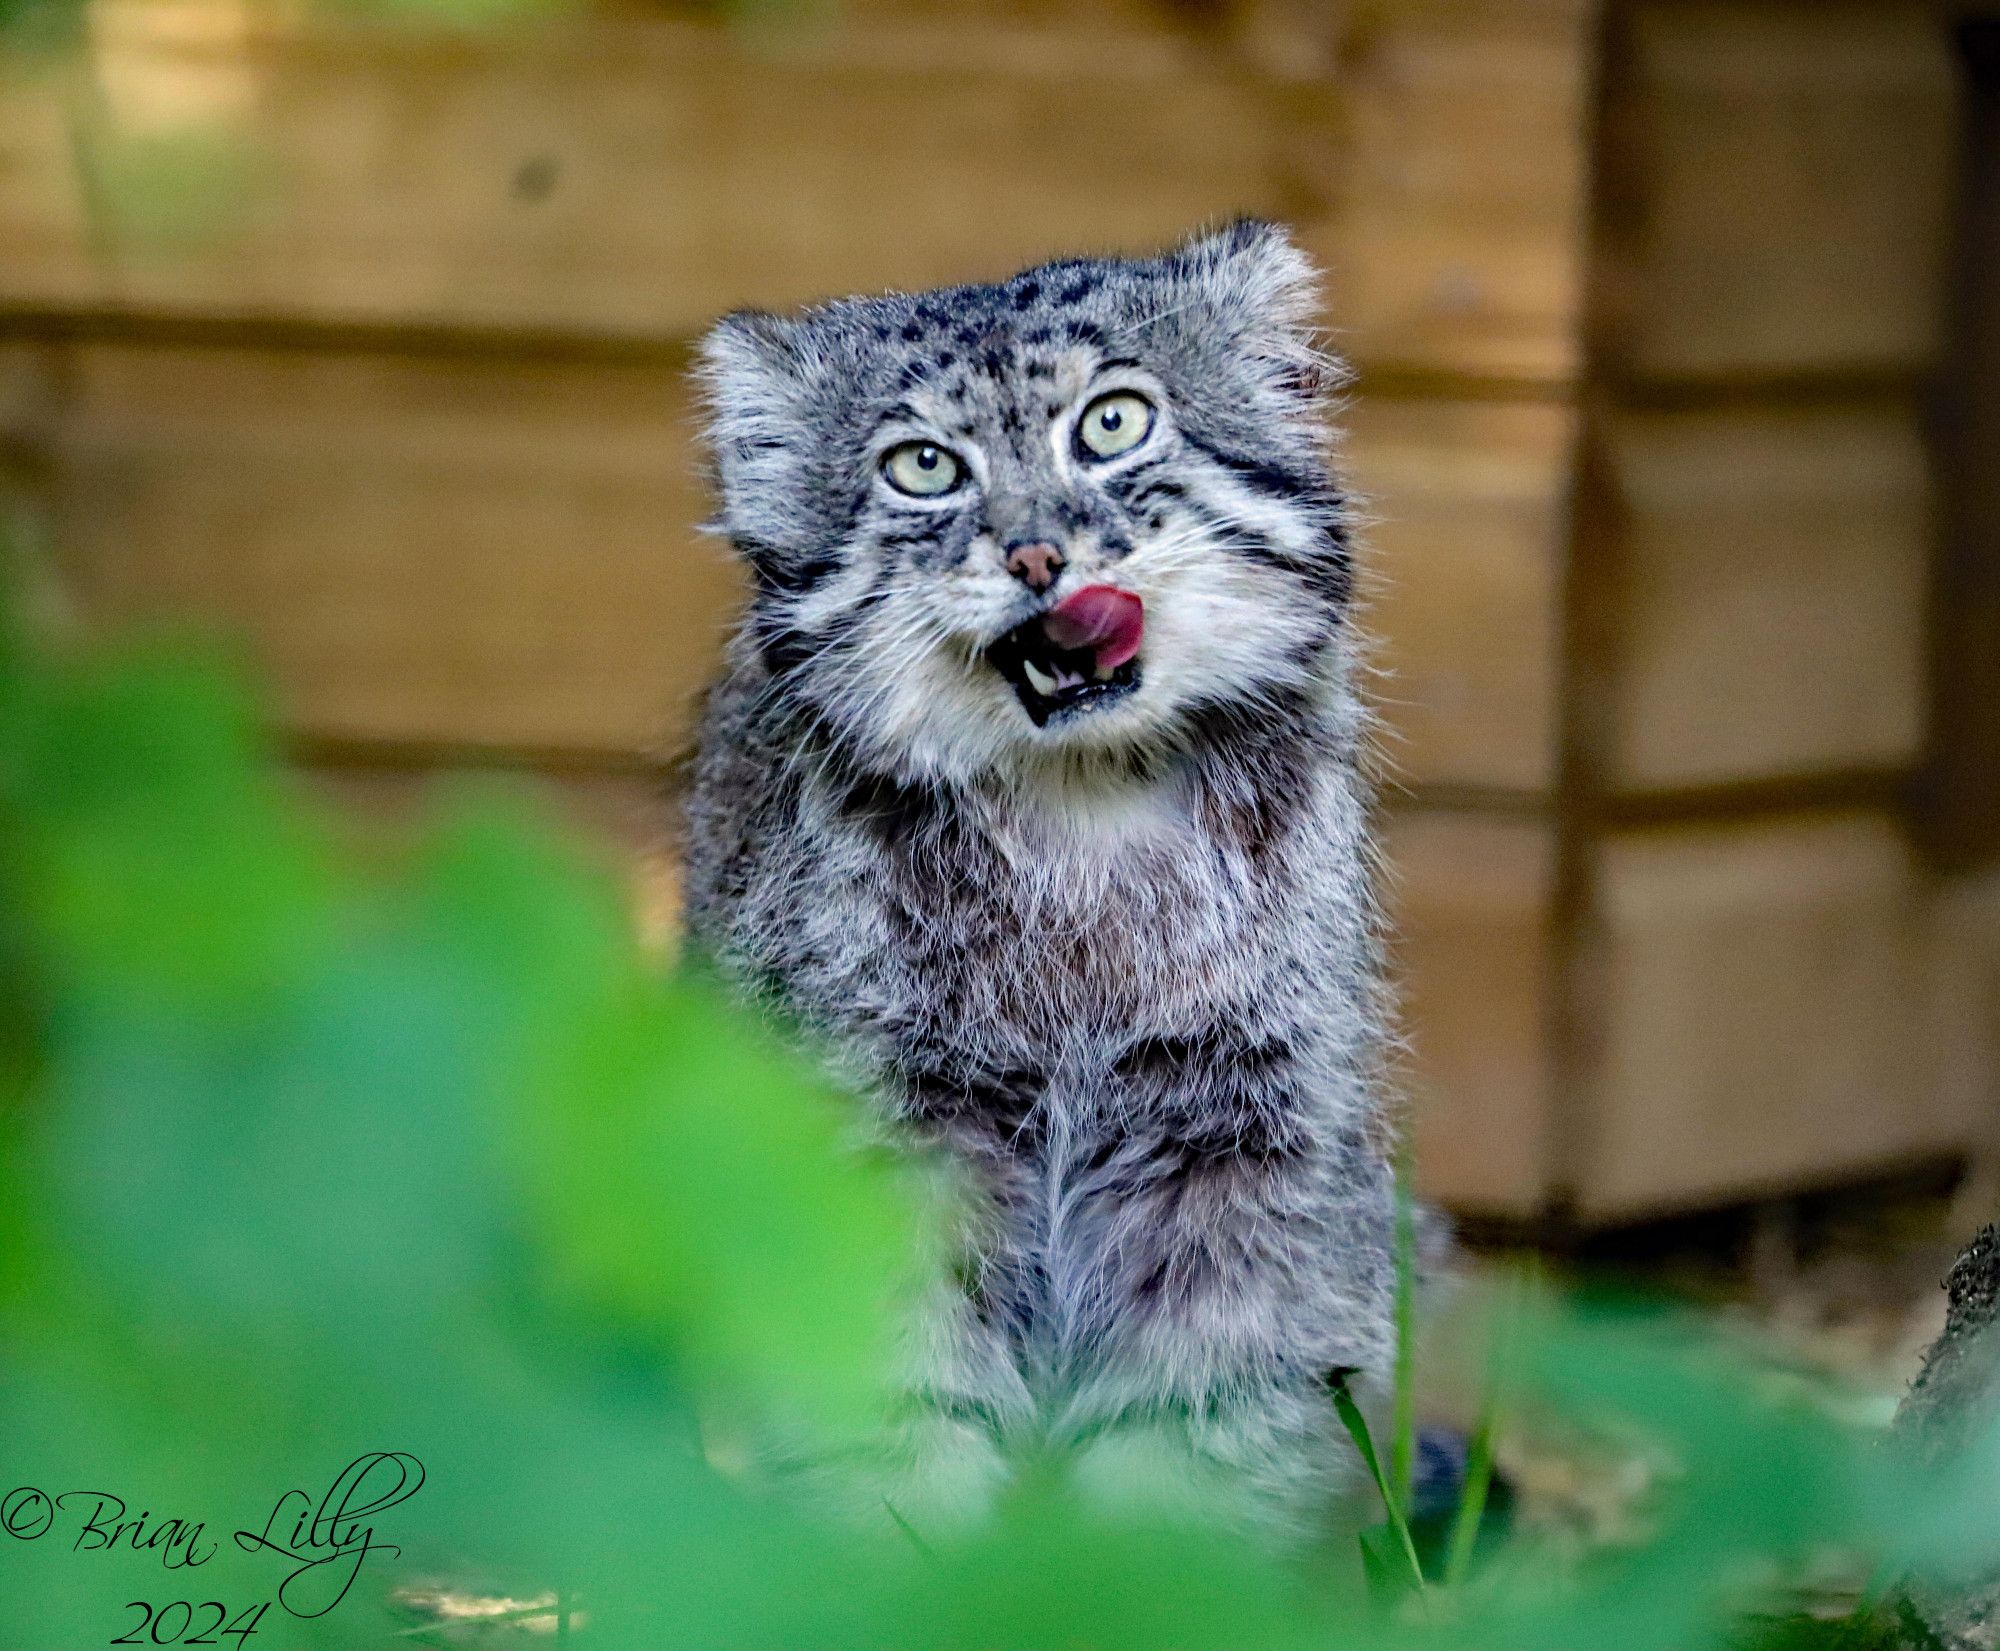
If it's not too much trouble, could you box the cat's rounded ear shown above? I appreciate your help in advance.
[694,309,825,563]
[696,309,805,417]
[1173,219,1342,401]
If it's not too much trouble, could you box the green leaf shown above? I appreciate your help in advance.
[1330,1372,1426,1600]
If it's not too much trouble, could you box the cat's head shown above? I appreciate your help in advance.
[696,221,1353,784]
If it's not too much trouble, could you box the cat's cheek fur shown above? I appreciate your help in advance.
[1136,559,1330,723]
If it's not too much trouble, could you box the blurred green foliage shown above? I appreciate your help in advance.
[0,0,1981,1637]
[2,547,1998,1651]
[0,0,84,55]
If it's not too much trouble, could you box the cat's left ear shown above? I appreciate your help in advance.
[1173,220,1339,400]
[694,309,826,561]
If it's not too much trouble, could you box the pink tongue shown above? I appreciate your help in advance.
[1042,585,1145,672]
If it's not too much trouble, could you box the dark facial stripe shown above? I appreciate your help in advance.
[1177,497,1316,574]
[1177,458,1355,604]
[1106,467,1186,515]
[743,537,841,595]
[752,576,892,676]
[1180,431,1331,509]
[753,609,810,676]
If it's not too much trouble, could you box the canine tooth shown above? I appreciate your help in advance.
[1021,658,1059,698]
[1092,659,1116,682]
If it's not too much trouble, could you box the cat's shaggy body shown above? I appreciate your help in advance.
[682,224,1397,1534]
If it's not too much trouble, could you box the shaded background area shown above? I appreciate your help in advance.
[0,0,1994,1238]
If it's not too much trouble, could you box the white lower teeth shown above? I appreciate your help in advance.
[1021,659,1059,698]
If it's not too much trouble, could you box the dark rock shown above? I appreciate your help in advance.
[1894,1226,2000,1651]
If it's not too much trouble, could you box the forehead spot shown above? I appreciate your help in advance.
[899,321,925,342]
[934,350,957,371]
[1022,325,1053,346]
[1063,319,1106,347]
[1010,279,1042,310]
[1059,276,1098,304]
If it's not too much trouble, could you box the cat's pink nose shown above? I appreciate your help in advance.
[1004,541,1065,593]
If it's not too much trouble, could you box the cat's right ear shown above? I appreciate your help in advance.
[693,310,823,568]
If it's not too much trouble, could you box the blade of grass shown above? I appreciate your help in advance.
[1390,1128,1418,1521]
[1441,1401,1498,1587]
[1443,1257,1529,1588]
[883,1498,937,1562]
[1330,1373,1426,1597]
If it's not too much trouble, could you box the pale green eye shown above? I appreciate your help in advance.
[1076,392,1155,460]
[882,441,963,498]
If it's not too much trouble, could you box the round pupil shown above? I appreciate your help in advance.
[916,447,938,470]
[1100,408,1123,431]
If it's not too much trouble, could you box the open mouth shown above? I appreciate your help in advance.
[987,584,1145,728]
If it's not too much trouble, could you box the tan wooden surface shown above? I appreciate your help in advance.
[1298,0,1596,384]
[1579,811,1964,1219]
[1351,395,1574,795]
[0,6,1301,335]
[1927,869,2000,1183]
[1930,27,2000,873]
[1601,405,1930,792]
[0,7,1300,331]
[304,761,683,949]
[0,339,42,435]
[1607,2,1956,382]
[0,0,1592,387]
[307,761,664,851]
[1381,808,1559,1218]
[28,340,739,757]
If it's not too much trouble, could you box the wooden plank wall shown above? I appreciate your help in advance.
[1929,14,2000,875]
[2,0,1983,1224]
[1379,0,1975,1223]
[0,0,1592,762]
[1555,0,1971,1221]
